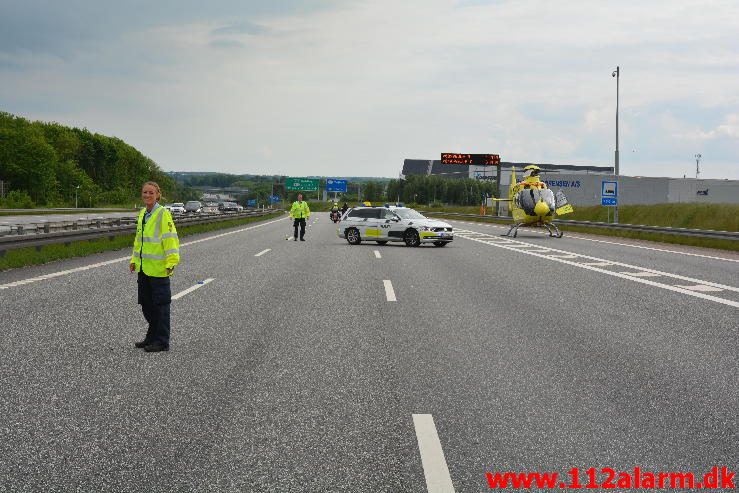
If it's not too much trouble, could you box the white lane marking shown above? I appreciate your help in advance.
[456,229,739,308]
[255,248,271,257]
[413,414,456,493]
[0,216,285,290]
[383,280,397,302]
[450,219,739,263]
[548,254,579,259]
[171,278,214,300]
[0,256,130,289]
[566,234,739,263]
[466,230,739,293]
[675,284,724,292]
[374,250,382,259]
[620,271,662,277]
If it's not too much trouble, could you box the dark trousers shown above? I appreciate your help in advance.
[137,272,171,345]
[293,218,306,239]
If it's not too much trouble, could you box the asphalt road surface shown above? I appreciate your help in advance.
[0,211,138,226]
[1,214,737,492]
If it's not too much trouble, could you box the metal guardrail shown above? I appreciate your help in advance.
[419,211,739,241]
[0,210,282,253]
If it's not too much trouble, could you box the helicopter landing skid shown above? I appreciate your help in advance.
[502,222,524,237]
[502,222,563,238]
[543,222,563,238]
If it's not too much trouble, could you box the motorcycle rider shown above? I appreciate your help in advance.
[340,202,349,216]
[330,202,340,222]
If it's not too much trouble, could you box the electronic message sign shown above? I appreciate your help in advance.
[441,153,501,166]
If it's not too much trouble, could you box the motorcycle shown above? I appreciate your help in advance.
[330,210,341,223]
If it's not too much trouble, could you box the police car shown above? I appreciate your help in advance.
[337,206,453,247]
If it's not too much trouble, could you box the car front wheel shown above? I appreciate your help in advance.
[346,228,361,245]
[403,229,420,247]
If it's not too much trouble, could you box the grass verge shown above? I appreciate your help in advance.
[0,211,282,271]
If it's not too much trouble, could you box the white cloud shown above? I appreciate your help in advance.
[1,0,738,178]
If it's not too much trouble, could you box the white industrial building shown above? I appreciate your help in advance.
[402,159,739,206]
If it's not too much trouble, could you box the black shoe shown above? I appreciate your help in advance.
[300,238,305,241]
[144,343,170,352]
[293,237,298,241]
[134,340,150,349]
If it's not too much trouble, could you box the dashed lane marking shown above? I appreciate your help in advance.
[383,280,397,302]
[254,248,271,257]
[620,271,662,277]
[171,278,214,300]
[374,250,382,259]
[413,414,456,493]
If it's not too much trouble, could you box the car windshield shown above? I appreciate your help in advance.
[393,209,426,220]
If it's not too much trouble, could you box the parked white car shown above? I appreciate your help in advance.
[337,206,453,247]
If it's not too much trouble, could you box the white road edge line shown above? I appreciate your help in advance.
[457,231,739,308]
[456,228,739,293]
[255,248,271,257]
[374,250,382,259]
[0,216,285,290]
[413,414,456,493]
[450,219,739,263]
[172,278,214,300]
[383,279,396,302]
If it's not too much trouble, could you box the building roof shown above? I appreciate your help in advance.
[402,159,613,178]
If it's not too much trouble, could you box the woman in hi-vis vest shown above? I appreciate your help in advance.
[129,182,180,352]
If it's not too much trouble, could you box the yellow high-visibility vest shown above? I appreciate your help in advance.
[290,201,311,219]
[131,205,180,277]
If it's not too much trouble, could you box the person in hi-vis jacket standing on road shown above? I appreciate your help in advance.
[129,181,180,352]
[289,193,311,241]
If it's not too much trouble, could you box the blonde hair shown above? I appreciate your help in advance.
[142,181,162,201]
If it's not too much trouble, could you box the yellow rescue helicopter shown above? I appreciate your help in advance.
[495,164,574,237]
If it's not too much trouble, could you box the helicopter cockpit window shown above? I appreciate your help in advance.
[517,188,556,215]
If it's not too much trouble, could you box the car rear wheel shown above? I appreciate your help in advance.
[346,228,361,245]
[433,241,448,247]
[376,241,388,246]
[404,229,420,247]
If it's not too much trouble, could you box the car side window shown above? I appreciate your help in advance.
[382,209,397,220]
[349,209,381,219]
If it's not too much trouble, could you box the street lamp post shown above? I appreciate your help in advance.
[612,66,620,223]
[75,185,80,208]
[695,153,701,179]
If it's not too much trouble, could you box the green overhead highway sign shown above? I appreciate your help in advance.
[286,178,319,191]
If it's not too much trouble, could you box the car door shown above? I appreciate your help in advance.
[379,208,399,239]
[358,208,383,239]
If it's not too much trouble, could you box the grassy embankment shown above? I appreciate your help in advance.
[418,203,739,252]
[0,211,283,271]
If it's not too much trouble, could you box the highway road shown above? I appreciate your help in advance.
[0,211,138,226]
[1,213,737,492]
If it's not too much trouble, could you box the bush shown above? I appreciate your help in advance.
[0,190,35,209]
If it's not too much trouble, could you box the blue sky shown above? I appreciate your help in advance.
[1,0,737,179]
